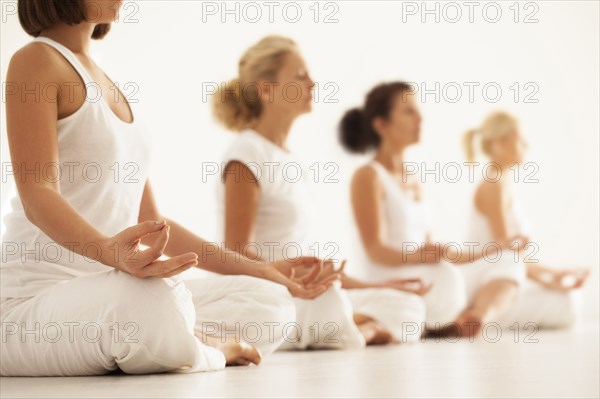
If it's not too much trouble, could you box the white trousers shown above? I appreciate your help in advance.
[495,280,583,329]
[367,259,580,330]
[279,282,426,350]
[346,287,426,344]
[367,262,467,328]
[0,270,296,376]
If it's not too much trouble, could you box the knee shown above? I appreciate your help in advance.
[107,272,200,373]
[428,263,467,318]
[425,263,467,325]
[260,282,296,328]
[228,275,296,326]
[552,290,582,328]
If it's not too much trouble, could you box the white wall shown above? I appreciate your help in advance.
[1,1,598,317]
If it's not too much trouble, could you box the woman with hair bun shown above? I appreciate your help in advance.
[340,82,471,333]
[213,36,429,348]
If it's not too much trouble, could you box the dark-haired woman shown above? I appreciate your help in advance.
[212,36,430,348]
[0,0,339,376]
[339,82,532,335]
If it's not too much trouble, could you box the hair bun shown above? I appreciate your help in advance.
[339,107,378,153]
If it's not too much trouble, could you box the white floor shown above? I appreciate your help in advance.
[2,322,599,398]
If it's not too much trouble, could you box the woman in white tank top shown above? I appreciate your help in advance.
[212,36,429,348]
[462,112,589,329]
[340,82,540,335]
[1,2,335,376]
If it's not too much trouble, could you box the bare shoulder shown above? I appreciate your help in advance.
[351,164,383,200]
[7,42,65,82]
[352,164,378,188]
[475,179,503,211]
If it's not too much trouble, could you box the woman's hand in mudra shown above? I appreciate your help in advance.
[265,257,345,300]
[98,220,198,278]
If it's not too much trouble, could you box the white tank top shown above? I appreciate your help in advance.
[465,182,532,244]
[1,37,151,298]
[217,130,312,262]
[349,161,433,279]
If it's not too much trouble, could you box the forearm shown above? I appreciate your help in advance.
[341,274,379,289]
[161,218,268,278]
[20,186,108,259]
[525,263,551,281]
[366,243,429,266]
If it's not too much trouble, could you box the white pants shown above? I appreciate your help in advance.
[365,259,580,330]
[496,280,582,329]
[0,270,295,376]
[279,283,364,350]
[458,254,527,305]
[279,282,426,350]
[346,288,426,343]
[457,256,580,328]
[367,262,467,328]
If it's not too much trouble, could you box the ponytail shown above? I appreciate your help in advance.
[212,78,261,132]
[463,128,478,162]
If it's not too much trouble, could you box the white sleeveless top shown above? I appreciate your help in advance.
[216,130,312,262]
[465,182,532,244]
[1,37,151,298]
[349,161,433,279]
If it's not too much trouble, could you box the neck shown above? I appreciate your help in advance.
[374,144,406,174]
[252,108,296,149]
[493,159,515,173]
[488,158,513,186]
[39,22,96,55]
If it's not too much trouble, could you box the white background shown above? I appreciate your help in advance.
[1,1,598,318]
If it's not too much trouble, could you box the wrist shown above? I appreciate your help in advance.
[96,234,115,267]
[249,261,271,280]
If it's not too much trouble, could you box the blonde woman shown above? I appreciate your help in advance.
[212,36,429,348]
[461,111,589,329]
[1,0,337,376]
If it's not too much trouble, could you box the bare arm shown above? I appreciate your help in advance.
[351,166,439,266]
[223,161,262,260]
[137,177,338,298]
[5,44,192,277]
[138,177,265,276]
[471,182,589,289]
[6,45,103,253]
[449,182,511,264]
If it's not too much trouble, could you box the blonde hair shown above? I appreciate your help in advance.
[212,35,298,131]
[463,111,518,162]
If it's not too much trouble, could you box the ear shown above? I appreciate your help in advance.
[489,139,502,156]
[372,116,386,137]
[258,79,277,104]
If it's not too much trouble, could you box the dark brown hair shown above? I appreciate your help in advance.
[18,0,111,39]
[339,82,413,153]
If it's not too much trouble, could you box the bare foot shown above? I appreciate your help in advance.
[357,320,397,345]
[454,310,483,338]
[195,332,262,366]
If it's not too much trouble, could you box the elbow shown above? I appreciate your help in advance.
[365,246,380,264]
[20,197,41,227]
[364,242,388,265]
[365,241,406,267]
